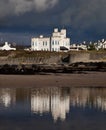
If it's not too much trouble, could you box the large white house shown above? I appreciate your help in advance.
[31,28,70,52]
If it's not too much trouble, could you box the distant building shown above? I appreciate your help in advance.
[94,39,106,50]
[0,42,16,51]
[70,44,79,51]
[31,28,70,52]
[70,43,87,51]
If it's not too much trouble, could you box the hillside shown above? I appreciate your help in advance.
[0,50,106,64]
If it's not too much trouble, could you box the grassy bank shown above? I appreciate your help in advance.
[0,50,106,58]
[0,50,106,65]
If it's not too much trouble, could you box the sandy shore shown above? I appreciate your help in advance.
[0,72,106,88]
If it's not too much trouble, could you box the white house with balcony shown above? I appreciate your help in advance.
[31,28,70,52]
[0,42,16,51]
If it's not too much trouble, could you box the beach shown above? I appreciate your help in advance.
[0,72,106,88]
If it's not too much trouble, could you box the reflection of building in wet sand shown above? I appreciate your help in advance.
[31,87,106,121]
[96,96,106,111]
[90,89,106,111]
[51,88,70,121]
[0,88,30,112]
[70,88,90,108]
[31,88,50,114]
[0,87,106,121]
[70,88,106,111]
[31,87,70,121]
[0,88,16,107]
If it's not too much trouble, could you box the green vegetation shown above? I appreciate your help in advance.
[0,50,106,59]
[0,50,64,58]
[87,43,96,50]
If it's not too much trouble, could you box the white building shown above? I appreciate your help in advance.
[0,42,16,51]
[95,39,106,50]
[51,28,70,51]
[70,43,87,51]
[31,35,50,51]
[31,28,70,52]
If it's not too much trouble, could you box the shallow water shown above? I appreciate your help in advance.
[0,87,106,130]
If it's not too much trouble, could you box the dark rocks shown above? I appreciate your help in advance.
[0,62,106,74]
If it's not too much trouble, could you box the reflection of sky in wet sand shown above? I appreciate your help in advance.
[0,87,106,121]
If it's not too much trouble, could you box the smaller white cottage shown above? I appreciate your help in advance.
[0,42,16,51]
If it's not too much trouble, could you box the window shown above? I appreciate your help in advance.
[45,41,47,46]
[58,41,59,45]
[55,41,57,45]
[43,41,45,46]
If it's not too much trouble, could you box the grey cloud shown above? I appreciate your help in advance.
[0,0,59,17]
[0,1,14,18]
[33,0,58,12]
[9,0,33,15]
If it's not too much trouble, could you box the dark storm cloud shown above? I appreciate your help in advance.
[0,0,106,43]
[0,0,105,26]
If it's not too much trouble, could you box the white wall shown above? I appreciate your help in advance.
[31,37,50,51]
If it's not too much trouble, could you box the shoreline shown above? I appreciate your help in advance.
[0,72,106,88]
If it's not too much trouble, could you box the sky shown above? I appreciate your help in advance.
[0,0,106,45]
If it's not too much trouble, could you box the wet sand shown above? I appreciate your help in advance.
[0,72,106,88]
